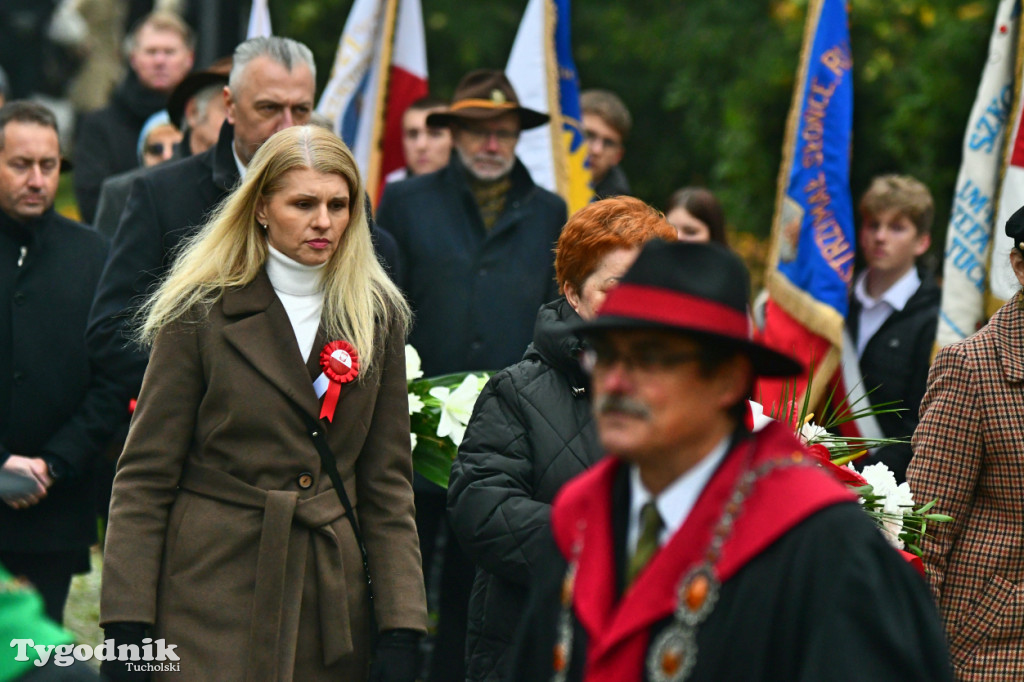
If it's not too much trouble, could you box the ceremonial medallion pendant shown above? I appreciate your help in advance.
[646,564,720,682]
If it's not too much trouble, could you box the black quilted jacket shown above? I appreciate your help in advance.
[447,297,603,681]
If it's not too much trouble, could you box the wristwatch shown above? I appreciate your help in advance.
[44,457,63,482]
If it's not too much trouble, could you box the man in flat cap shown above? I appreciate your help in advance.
[377,69,567,682]
[511,240,952,681]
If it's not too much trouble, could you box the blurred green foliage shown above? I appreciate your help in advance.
[268,0,995,250]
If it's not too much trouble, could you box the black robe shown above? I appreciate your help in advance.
[511,424,953,681]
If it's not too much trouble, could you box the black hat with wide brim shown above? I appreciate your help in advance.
[426,69,549,131]
[572,240,802,377]
[167,56,233,130]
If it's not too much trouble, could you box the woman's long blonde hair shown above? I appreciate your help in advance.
[138,125,410,376]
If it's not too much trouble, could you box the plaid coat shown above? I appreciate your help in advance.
[908,292,1024,680]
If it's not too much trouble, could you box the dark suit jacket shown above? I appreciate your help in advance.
[0,208,113,551]
[512,426,952,682]
[846,268,939,482]
[92,166,147,240]
[377,155,566,375]
[87,121,401,427]
[101,270,426,678]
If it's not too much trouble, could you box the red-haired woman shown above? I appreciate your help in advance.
[447,196,676,682]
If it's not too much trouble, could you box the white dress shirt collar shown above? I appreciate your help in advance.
[627,434,732,553]
[232,142,247,181]
[853,266,920,313]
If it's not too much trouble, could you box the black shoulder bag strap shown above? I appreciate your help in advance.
[294,407,379,638]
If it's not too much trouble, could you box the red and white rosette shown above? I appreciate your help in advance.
[314,340,359,422]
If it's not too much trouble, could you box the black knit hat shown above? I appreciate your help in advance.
[573,240,802,377]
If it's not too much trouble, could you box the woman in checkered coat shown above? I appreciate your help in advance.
[907,207,1024,680]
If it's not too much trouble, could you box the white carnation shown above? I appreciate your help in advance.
[861,463,914,550]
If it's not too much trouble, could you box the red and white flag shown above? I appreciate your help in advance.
[317,0,428,203]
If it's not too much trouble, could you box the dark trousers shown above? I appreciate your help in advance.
[0,550,85,624]
[415,477,472,682]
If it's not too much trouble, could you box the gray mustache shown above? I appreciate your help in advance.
[595,394,652,419]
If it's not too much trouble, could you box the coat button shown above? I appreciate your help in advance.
[297,472,314,490]
[13,291,26,306]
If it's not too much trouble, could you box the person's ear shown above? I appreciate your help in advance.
[913,231,931,257]
[223,85,236,125]
[1011,249,1024,288]
[564,281,582,313]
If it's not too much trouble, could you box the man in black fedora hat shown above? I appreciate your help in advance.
[510,240,952,681]
[377,68,567,682]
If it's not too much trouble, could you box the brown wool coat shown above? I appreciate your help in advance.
[100,270,427,682]
[908,292,1024,680]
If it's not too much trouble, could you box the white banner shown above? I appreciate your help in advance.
[937,0,1019,346]
[246,0,273,38]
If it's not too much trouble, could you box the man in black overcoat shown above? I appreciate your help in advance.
[376,69,567,682]
[72,11,195,224]
[0,101,113,623]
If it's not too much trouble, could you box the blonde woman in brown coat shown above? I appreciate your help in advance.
[99,125,427,682]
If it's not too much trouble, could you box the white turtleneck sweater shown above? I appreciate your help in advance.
[265,244,325,362]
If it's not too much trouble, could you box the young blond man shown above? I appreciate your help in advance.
[847,174,939,482]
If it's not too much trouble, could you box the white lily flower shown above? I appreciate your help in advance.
[408,392,425,415]
[410,432,418,451]
[429,374,480,446]
[405,345,424,380]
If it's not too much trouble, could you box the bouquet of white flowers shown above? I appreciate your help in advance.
[767,375,951,558]
[405,345,488,488]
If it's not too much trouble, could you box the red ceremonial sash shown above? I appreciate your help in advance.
[549,421,856,682]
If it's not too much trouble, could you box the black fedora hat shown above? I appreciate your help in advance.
[574,240,802,377]
[427,69,549,131]
[167,56,233,130]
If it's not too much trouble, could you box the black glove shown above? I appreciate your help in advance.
[368,629,422,682]
[99,622,151,682]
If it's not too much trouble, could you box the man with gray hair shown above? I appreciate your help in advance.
[88,35,317,407]
[166,55,233,158]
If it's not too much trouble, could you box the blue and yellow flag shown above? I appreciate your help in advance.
[757,0,855,412]
[507,0,592,213]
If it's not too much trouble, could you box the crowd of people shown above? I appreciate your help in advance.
[0,8,1021,682]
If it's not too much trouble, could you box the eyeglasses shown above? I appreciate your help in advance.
[584,129,622,151]
[144,142,173,156]
[581,345,701,375]
[459,127,520,145]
